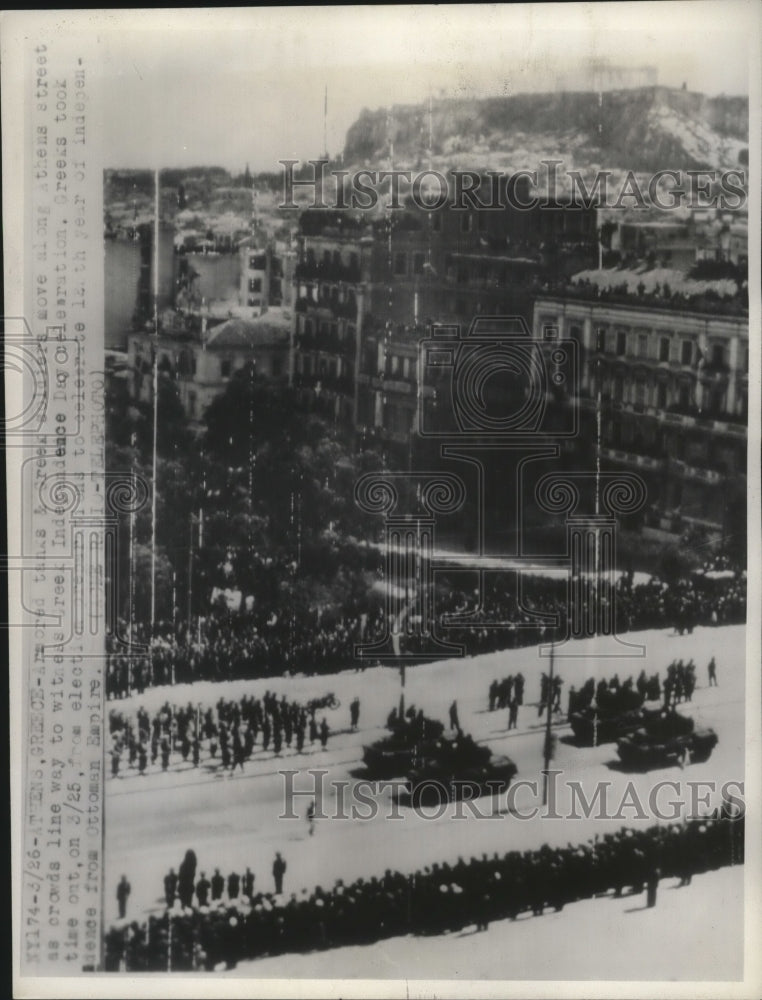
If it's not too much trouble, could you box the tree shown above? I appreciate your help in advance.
[200,367,384,611]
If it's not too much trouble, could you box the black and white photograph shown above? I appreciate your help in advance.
[4,4,761,996]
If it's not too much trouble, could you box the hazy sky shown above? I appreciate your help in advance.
[83,4,756,172]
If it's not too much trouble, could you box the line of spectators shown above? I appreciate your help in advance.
[106,570,746,699]
[104,810,743,971]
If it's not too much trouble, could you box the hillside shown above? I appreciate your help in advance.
[343,87,748,175]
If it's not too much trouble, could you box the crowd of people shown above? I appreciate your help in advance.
[107,690,349,779]
[106,569,746,700]
[104,810,743,971]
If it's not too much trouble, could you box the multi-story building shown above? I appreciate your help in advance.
[290,194,597,453]
[532,290,748,533]
[126,308,291,425]
[239,237,296,315]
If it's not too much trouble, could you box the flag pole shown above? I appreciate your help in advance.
[150,168,160,637]
[542,637,555,806]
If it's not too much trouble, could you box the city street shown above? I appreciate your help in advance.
[105,622,745,979]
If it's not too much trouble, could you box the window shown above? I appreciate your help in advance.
[616,331,627,356]
[460,214,474,233]
[393,252,407,277]
[678,381,691,407]
[659,337,670,362]
[390,355,400,376]
[613,375,625,401]
[569,324,582,341]
[635,379,647,406]
[220,358,232,378]
[596,327,607,353]
[681,340,693,366]
[656,382,668,409]
[272,356,282,378]
[638,334,648,359]
[432,214,442,232]
[711,344,725,367]
[249,277,263,293]
[413,252,425,275]
[709,388,725,414]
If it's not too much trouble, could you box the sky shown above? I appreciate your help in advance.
[79,4,756,172]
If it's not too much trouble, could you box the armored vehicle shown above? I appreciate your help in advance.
[569,685,646,746]
[616,710,718,769]
[362,712,445,779]
[404,732,518,804]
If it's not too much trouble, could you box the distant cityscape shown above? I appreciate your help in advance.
[106,156,747,547]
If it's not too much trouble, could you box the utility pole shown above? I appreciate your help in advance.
[150,168,160,637]
[542,639,555,806]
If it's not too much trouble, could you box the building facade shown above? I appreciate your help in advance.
[532,294,748,532]
[126,310,290,425]
[290,196,598,452]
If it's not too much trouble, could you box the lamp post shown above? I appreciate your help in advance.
[542,638,555,807]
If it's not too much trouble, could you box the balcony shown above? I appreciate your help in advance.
[601,447,665,471]
[295,260,362,283]
[296,331,354,358]
[293,371,353,395]
[671,459,724,484]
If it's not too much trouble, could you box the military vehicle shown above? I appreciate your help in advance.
[615,710,718,769]
[569,686,646,746]
[403,731,518,804]
[362,711,445,779]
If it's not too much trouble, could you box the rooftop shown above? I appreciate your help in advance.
[206,310,290,350]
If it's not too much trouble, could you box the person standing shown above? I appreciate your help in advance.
[514,672,525,706]
[508,698,519,731]
[196,871,211,908]
[488,680,498,712]
[116,875,131,918]
[177,849,197,909]
[211,868,225,902]
[449,700,460,732]
[646,866,660,908]
[273,852,287,894]
[164,868,178,908]
[227,871,240,900]
[319,718,329,748]
[350,697,361,731]
[242,867,255,899]
[307,799,316,837]
[708,657,718,687]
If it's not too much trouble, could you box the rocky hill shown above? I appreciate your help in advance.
[343,87,748,175]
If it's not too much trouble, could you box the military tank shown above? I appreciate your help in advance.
[569,686,646,746]
[404,731,518,804]
[615,710,718,770]
[362,712,445,779]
